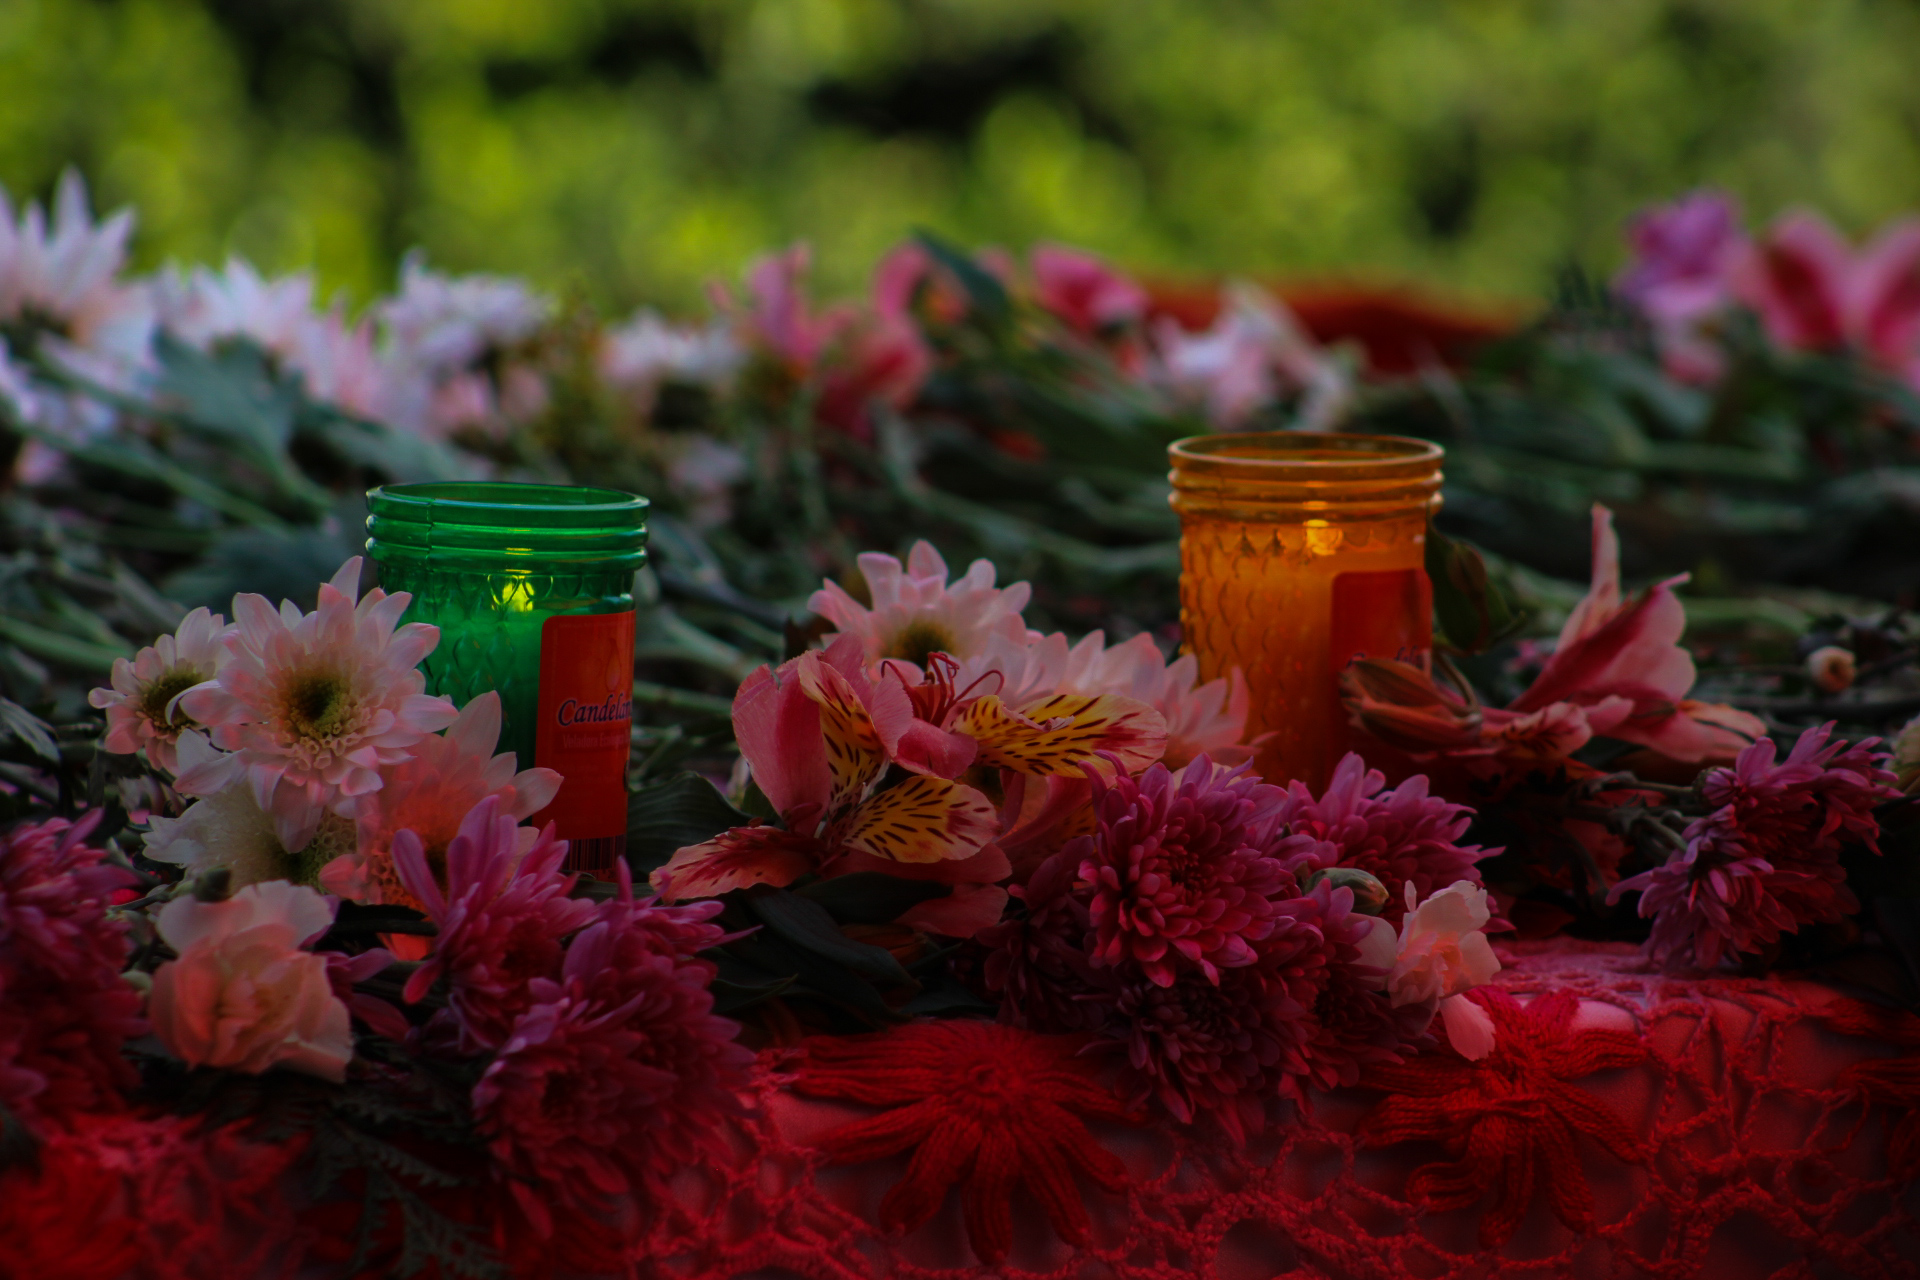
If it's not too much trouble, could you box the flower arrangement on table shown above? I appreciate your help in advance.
[5,487,1914,1276]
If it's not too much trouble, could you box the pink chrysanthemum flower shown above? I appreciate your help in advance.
[395,796,597,1051]
[1614,724,1896,969]
[1273,752,1491,928]
[1102,902,1327,1139]
[473,865,751,1236]
[1058,630,1254,769]
[88,607,231,773]
[175,557,458,852]
[320,691,561,916]
[1298,881,1427,1091]
[0,813,144,1130]
[1073,756,1292,987]
[808,540,1034,669]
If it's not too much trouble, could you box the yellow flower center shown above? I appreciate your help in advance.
[282,670,357,743]
[884,619,959,667]
[139,669,206,730]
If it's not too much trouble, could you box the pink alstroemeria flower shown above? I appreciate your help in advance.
[1030,244,1148,336]
[1733,209,1920,381]
[716,242,851,374]
[1507,506,1763,764]
[1343,505,1762,773]
[1614,190,1747,383]
[651,637,1002,904]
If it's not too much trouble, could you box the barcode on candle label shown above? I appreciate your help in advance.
[530,610,635,875]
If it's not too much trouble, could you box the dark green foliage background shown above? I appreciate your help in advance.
[7,0,1920,308]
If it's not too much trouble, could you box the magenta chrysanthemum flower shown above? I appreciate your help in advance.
[1101,900,1326,1140]
[1073,756,1293,987]
[1614,724,1896,969]
[0,813,144,1129]
[473,868,750,1235]
[176,556,459,851]
[979,849,1107,1032]
[395,796,596,1051]
[1273,753,1490,927]
[1296,882,1428,1091]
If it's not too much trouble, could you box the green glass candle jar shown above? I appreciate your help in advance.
[365,481,649,874]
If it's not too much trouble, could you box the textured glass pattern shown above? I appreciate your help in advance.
[1180,514,1428,790]
[373,563,633,770]
[1170,433,1441,792]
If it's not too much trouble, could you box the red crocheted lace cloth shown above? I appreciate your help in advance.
[643,937,1920,1280]
[10,938,1919,1279]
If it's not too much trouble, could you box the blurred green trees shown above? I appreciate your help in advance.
[7,0,1920,311]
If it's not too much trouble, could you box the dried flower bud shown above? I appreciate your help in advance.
[1894,714,1920,794]
[191,867,232,903]
[1806,645,1856,695]
[1304,866,1391,915]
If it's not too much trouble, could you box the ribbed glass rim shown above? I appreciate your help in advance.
[366,481,648,528]
[1168,431,1443,480]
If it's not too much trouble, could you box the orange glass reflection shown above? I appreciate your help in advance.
[1168,432,1444,791]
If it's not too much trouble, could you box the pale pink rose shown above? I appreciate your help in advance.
[1384,880,1501,1060]
[176,557,459,852]
[1388,879,1501,1003]
[88,607,232,773]
[147,880,353,1082]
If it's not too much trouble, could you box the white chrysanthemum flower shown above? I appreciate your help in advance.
[88,607,233,773]
[174,557,458,852]
[599,310,743,403]
[152,258,318,360]
[809,540,1035,669]
[1151,283,1350,430]
[0,170,153,366]
[1057,630,1252,769]
[379,253,551,373]
[144,731,292,887]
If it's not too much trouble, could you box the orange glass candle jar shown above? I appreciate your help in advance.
[1169,432,1444,791]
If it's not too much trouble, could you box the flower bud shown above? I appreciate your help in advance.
[1304,866,1390,915]
[1894,714,1920,794]
[1806,645,1856,695]
[191,867,232,902]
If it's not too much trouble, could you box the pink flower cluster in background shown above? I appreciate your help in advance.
[1617,188,1920,387]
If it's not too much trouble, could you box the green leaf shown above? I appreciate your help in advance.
[723,926,901,1025]
[0,699,60,763]
[797,871,950,924]
[746,886,916,987]
[914,229,1011,328]
[151,332,298,457]
[1427,522,1522,654]
[625,772,753,874]
[900,979,997,1018]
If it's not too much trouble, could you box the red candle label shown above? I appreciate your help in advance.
[530,611,635,874]
[1330,568,1432,675]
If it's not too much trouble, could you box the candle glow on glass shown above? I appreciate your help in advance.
[1169,432,1443,792]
